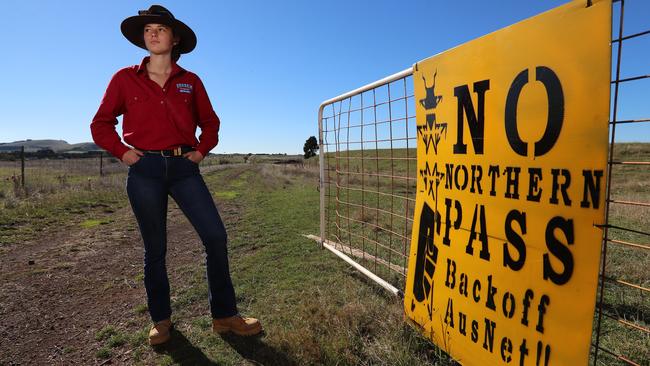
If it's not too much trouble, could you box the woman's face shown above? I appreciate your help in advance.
[143,23,178,55]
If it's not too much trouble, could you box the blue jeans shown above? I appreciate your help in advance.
[126,153,238,322]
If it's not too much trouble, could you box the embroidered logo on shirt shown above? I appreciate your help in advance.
[176,83,193,94]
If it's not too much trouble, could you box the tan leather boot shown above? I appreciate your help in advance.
[212,315,262,336]
[148,319,172,345]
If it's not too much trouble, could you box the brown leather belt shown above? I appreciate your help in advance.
[140,146,195,157]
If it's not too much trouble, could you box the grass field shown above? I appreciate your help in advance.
[595,143,650,365]
[0,145,647,365]
[319,143,650,365]
[0,155,453,365]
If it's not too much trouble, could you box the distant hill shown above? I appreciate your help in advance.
[0,140,101,153]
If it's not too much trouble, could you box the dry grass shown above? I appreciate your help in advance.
[321,144,650,365]
[1,144,646,364]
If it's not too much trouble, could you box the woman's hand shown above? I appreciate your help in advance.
[122,149,144,166]
[183,150,204,164]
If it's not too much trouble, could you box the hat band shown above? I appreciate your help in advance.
[138,9,174,19]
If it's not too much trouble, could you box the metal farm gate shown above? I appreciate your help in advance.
[314,1,648,364]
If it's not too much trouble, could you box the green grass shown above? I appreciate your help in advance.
[94,324,145,361]
[589,143,650,363]
[0,160,127,247]
[95,347,111,359]
[1,147,646,365]
[107,333,128,348]
[80,218,112,228]
[134,303,148,315]
[105,164,451,365]
[95,325,118,341]
[212,190,238,200]
[192,164,451,365]
[0,189,125,246]
[322,144,650,365]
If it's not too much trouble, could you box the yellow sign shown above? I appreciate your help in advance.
[404,1,611,365]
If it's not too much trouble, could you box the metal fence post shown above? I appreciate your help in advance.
[99,151,104,177]
[318,106,325,248]
[20,145,25,188]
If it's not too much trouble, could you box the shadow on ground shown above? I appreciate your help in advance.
[153,329,216,365]
[153,329,296,365]
[220,332,297,366]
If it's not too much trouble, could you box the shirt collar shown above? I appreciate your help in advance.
[136,56,186,78]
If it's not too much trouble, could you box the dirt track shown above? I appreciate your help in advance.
[0,196,240,365]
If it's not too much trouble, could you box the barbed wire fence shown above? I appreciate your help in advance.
[0,150,120,198]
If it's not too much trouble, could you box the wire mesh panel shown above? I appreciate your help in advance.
[592,1,649,364]
[317,0,647,363]
[319,70,416,291]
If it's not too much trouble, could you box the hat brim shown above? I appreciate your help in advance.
[121,15,196,54]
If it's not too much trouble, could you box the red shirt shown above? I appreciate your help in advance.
[91,56,220,159]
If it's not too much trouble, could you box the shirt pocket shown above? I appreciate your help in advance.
[170,93,193,109]
[169,93,195,125]
[125,93,150,109]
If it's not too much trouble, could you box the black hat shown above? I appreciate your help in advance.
[120,5,197,54]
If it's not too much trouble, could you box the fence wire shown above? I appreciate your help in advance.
[318,1,648,364]
[319,70,416,290]
[591,1,649,365]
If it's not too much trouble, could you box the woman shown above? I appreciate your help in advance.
[90,5,261,345]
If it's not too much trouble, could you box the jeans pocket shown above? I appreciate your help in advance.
[129,156,145,168]
[185,157,199,166]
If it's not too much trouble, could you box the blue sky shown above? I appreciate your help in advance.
[1,0,648,154]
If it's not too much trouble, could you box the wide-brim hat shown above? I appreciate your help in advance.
[120,5,197,54]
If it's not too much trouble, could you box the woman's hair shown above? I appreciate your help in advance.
[170,26,181,62]
[171,44,181,62]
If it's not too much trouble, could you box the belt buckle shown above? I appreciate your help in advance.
[161,147,182,157]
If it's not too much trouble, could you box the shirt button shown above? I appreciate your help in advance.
[160,100,164,104]
[163,88,166,92]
